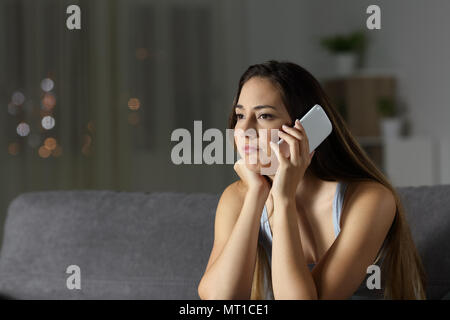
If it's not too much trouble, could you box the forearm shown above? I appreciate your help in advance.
[271,199,318,299]
[200,189,267,300]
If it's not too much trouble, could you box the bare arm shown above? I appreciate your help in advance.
[270,183,396,300]
[310,184,396,299]
[198,184,268,299]
[271,199,318,299]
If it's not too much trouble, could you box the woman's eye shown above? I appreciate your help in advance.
[259,113,273,120]
[236,113,273,120]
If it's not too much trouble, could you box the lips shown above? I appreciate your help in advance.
[244,145,259,153]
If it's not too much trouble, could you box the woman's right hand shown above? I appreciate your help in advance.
[233,159,270,194]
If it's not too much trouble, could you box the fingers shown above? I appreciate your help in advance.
[233,158,243,173]
[269,140,288,166]
[278,119,311,165]
[281,123,302,140]
[294,119,311,159]
[277,130,299,164]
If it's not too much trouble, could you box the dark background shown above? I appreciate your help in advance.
[1,0,449,247]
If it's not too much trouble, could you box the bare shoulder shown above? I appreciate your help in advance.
[342,180,396,228]
[349,180,395,204]
[218,180,247,214]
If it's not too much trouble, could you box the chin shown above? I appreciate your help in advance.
[239,150,273,174]
[243,162,261,173]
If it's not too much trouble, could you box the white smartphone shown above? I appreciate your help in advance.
[260,104,332,175]
[277,104,332,157]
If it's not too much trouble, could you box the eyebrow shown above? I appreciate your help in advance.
[234,104,277,111]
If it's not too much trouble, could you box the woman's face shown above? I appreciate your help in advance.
[234,76,292,173]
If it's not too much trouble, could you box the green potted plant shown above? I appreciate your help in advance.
[320,30,367,76]
[376,96,402,138]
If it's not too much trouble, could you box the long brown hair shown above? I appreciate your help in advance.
[227,60,426,299]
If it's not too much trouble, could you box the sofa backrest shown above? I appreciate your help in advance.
[0,190,219,299]
[397,185,450,299]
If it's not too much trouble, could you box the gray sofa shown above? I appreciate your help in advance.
[0,185,449,299]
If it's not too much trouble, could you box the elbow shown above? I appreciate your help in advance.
[198,278,250,300]
[198,278,210,300]
[273,286,318,300]
[274,292,318,300]
[197,277,219,300]
[198,287,217,300]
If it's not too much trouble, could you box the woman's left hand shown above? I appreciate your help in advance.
[269,119,315,203]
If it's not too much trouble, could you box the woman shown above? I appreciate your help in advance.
[197,60,426,300]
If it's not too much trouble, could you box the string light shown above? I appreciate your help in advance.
[8,77,61,158]
[128,98,140,111]
[38,145,51,158]
[41,115,55,130]
[12,91,25,105]
[16,122,30,137]
[7,142,20,156]
[40,78,54,92]
[41,92,56,111]
[44,137,57,151]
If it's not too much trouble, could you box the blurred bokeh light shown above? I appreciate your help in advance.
[41,115,55,130]
[16,122,30,137]
[128,98,140,111]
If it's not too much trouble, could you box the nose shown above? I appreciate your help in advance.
[235,127,258,142]
[235,118,259,140]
